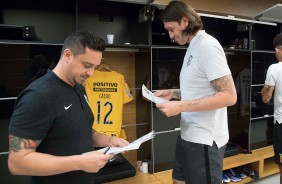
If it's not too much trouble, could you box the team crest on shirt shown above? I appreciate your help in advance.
[187,55,193,67]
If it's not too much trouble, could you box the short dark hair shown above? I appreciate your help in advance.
[61,31,105,57]
[273,33,282,48]
[161,0,203,35]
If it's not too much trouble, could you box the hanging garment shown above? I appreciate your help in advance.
[85,70,134,138]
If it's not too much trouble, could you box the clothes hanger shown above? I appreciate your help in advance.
[96,63,112,72]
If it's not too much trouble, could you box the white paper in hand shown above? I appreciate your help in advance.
[142,84,168,103]
[98,131,155,155]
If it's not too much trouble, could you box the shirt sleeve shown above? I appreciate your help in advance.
[200,43,231,82]
[9,88,52,140]
[265,64,276,86]
[122,78,134,104]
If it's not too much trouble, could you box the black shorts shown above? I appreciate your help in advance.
[172,135,226,184]
[273,122,282,166]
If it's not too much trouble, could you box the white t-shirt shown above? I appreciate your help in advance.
[265,62,282,124]
[180,30,231,148]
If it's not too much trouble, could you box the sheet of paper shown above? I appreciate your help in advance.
[142,84,168,103]
[98,131,155,155]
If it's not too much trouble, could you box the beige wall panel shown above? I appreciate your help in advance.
[102,51,137,126]
[99,51,137,164]
[122,125,137,164]
[153,0,280,18]
[102,51,136,88]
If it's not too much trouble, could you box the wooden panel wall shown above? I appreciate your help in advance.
[101,51,137,164]
[153,0,280,18]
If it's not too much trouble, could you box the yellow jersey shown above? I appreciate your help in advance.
[85,70,134,139]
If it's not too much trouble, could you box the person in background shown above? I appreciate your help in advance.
[153,1,237,184]
[261,32,282,184]
[8,31,129,184]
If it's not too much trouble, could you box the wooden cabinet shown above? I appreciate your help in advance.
[0,0,281,182]
[1,0,75,43]
[0,0,152,165]
[223,146,279,183]
[105,146,279,184]
[1,0,149,44]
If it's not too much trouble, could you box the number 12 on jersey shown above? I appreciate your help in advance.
[96,101,113,124]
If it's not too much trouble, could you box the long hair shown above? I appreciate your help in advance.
[161,0,203,35]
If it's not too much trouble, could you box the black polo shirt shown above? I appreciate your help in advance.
[10,70,95,184]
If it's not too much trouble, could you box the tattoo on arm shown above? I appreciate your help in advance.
[262,85,274,102]
[173,90,181,99]
[211,75,233,93]
[9,135,41,152]
[190,99,200,106]
[265,86,271,93]
[265,86,272,100]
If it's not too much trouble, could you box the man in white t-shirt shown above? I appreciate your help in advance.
[261,33,282,184]
[154,1,237,184]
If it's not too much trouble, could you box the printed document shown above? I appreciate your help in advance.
[98,131,155,155]
[142,84,168,103]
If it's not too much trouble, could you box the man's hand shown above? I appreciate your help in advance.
[109,137,129,147]
[80,151,114,173]
[153,89,174,100]
[156,101,181,117]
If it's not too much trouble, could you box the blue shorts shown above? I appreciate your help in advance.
[172,136,226,184]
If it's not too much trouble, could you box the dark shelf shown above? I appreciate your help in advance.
[0,40,63,45]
